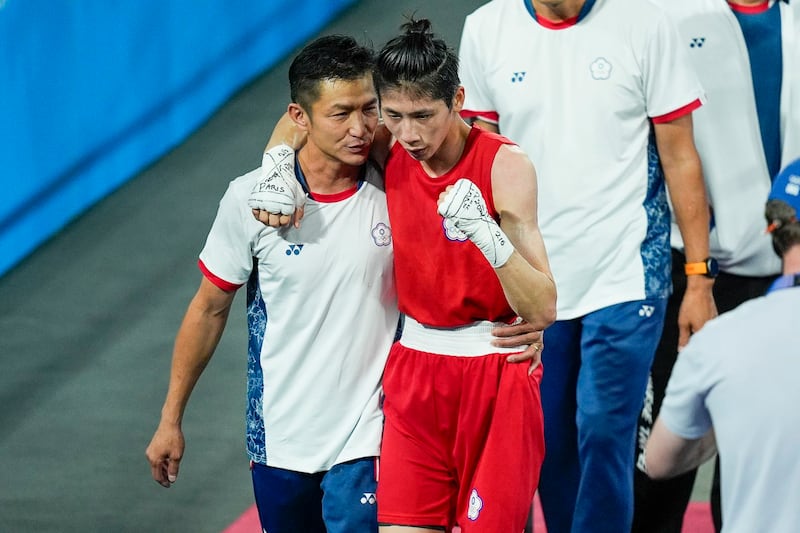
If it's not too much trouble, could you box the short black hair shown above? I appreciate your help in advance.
[374,17,460,108]
[289,35,375,112]
[765,199,800,258]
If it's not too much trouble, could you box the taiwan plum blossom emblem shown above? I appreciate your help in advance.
[372,222,392,246]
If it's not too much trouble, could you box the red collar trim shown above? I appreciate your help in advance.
[536,14,580,29]
[728,1,770,14]
[310,184,359,203]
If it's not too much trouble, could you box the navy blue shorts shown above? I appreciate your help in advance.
[251,457,378,533]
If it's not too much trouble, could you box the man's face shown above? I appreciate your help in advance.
[380,88,460,163]
[303,75,379,166]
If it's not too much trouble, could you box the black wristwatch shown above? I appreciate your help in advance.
[684,257,719,278]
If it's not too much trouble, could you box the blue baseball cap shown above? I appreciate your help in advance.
[769,158,800,213]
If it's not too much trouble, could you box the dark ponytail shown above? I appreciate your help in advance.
[375,16,460,108]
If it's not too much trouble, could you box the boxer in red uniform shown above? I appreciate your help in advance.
[372,18,556,533]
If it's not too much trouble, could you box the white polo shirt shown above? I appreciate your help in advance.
[657,0,800,276]
[459,0,705,318]
[198,162,397,473]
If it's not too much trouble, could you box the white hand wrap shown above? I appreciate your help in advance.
[247,144,306,215]
[437,178,514,268]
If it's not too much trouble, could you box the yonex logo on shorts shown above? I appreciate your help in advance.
[639,305,655,318]
[360,492,376,505]
[285,244,304,256]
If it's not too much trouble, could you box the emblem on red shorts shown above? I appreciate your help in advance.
[467,488,483,521]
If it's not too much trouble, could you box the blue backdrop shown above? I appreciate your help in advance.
[0,0,357,277]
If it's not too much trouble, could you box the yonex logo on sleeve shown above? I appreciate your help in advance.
[511,71,527,83]
[690,37,706,48]
[360,492,376,505]
[639,305,655,318]
[285,244,304,256]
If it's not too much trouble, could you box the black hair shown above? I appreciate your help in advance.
[374,17,460,108]
[765,199,800,258]
[288,35,375,112]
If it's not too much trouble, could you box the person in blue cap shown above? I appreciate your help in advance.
[644,157,800,533]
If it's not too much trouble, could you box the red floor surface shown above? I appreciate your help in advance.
[223,494,715,532]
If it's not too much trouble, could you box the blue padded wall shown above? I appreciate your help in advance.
[0,0,356,276]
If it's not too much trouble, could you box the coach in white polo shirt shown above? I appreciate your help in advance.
[145,36,397,533]
[458,0,716,531]
[646,158,800,533]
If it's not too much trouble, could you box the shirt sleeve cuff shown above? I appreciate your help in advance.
[651,98,703,124]
[198,259,243,292]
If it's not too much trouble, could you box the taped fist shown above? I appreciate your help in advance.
[437,178,514,268]
[248,144,305,227]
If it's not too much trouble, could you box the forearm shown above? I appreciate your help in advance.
[645,419,717,479]
[265,112,306,151]
[496,253,557,330]
[657,115,710,265]
[159,297,231,425]
[657,113,716,307]
[667,162,710,264]
[664,156,717,301]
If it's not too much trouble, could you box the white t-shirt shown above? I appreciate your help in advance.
[459,0,705,318]
[657,0,800,276]
[660,286,800,533]
[198,162,397,473]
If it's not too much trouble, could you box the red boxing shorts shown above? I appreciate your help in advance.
[377,318,545,532]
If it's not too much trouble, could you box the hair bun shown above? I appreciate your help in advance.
[402,17,432,36]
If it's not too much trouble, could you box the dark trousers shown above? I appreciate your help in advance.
[631,249,776,533]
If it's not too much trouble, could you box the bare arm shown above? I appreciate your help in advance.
[145,276,236,487]
[266,111,307,151]
[655,114,717,348]
[645,417,716,479]
[491,145,557,331]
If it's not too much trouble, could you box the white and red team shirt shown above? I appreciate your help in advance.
[656,0,800,277]
[385,126,516,327]
[198,161,397,474]
[459,0,706,319]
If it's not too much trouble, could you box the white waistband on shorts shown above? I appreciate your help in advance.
[399,316,526,357]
